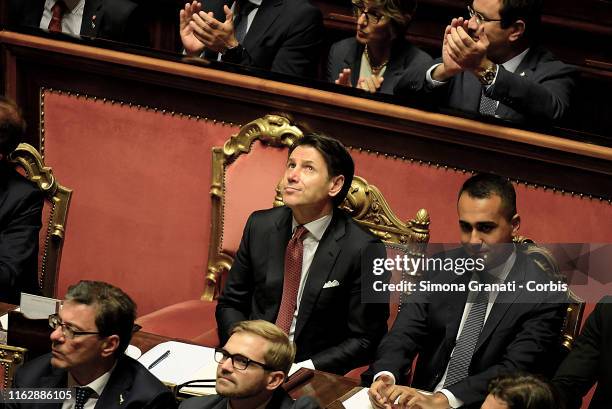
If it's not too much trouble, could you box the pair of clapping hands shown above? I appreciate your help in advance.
[368,375,451,409]
[180,0,240,56]
[334,68,384,94]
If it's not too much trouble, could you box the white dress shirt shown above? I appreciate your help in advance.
[62,362,116,409]
[40,0,85,36]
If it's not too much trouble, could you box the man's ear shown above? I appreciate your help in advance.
[100,335,120,358]
[265,370,286,391]
[511,214,521,235]
[508,19,525,42]
[328,175,345,198]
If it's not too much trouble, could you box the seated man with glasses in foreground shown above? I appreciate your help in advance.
[180,320,319,409]
[395,0,576,123]
[7,280,176,409]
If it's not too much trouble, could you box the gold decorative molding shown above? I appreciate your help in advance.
[9,143,72,297]
[0,344,27,389]
[204,115,304,301]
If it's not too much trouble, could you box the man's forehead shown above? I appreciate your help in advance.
[458,193,505,218]
[226,332,268,360]
[59,301,97,326]
[289,145,325,162]
[472,0,502,16]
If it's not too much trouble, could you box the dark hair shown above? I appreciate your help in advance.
[357,0,417,35]
[65,280,137,355]
[488,374,559,409]
[0,96,26,158]
[499,0,542,41]
[458,173,517,221]
[288,133,354,207]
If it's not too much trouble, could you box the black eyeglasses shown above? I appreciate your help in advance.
[467,5,502,25]
[352,2,384,25]
[48,314,100,339]
[214,348,275,371]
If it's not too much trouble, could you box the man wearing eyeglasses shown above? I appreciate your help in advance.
[396,0,576,123]
[179,320,319,409]
[7,280,176,409]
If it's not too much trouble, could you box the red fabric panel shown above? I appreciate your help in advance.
[222,141,287,255]
[42,92,238,314]
[136,299,217,340]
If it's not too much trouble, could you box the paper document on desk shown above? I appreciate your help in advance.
[342,386,432,409]
[138,340,217,395]
[20,293,60,319]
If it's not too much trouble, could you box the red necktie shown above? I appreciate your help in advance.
[48,0,68,33]
[275,226,308,333]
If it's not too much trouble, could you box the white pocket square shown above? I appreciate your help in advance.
[323,280,340,288]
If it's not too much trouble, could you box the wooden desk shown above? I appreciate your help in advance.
[1,302,357,407]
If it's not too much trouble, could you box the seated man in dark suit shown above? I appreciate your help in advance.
[365,173,566,409]
[395,0,576,123]
[180,320,319,409]
[327,0,432,95]
[179,0,323,77]
[0,96,43,304]
[8,0,149,45]
[8,280,176,409]
[553,296,612,409]
[216,133,389,375]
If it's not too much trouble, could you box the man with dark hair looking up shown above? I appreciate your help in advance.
[8,280,176,409]
[216,133,389,375]
[365,172,566,409]
[0,96,43,304]
[395,0,576,123]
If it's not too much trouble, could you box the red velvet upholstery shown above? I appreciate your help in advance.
[136,300,218,340]
[42,91,238,314]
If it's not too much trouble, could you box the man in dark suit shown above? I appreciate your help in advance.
[365,173,566,409]
[180,320,320,409]
[179,0,323,77]
[216,133,389,375]
[395,0,576,123]
[8,0,149,45]
[0,97,42,304]
[553,296,612,409]
[8,280,176,409]
[327,0,432,95]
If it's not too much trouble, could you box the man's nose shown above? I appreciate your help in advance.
[50,326,64,342]
[467,15,479,32]
[220,357,234,372]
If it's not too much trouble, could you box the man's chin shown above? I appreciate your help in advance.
[50,356,68,369]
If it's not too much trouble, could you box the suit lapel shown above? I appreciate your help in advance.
[242,0,283,53]
[81,0,103,37]
[293,212,343,339]
[445,271,471,343]
[95,358,133,409]
[268,209,293,321]
[495,47,539,119]
[475,253,525,352]
[345,41,363,88]
[379,40,410,94]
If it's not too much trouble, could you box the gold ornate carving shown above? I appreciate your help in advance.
[0,344,27,389]
[204,115,303,301]
[9,143,73,297]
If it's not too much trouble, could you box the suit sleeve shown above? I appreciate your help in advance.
[215,214,256,345]
[447,298,565,406]
[145,391,178,409]
[310,239,390,374]
[552,301,604,409]
[0,186,43,302]
[485,62,577,121]
[268,4,324,77]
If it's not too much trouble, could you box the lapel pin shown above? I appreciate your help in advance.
[91,15,96,29]
[119,393,124,405]
[520,71,525,76]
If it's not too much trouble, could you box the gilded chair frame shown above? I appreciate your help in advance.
[204,114,430,300]
[9,143,72,297]
[0,344,27,389]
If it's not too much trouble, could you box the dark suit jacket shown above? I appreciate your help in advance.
[326,37,432,95]
[216,206,389,375]
[178,387,320,409]
[553,296,612,409]
[0,162,43,304]
[363,247,566,408]
[7,353,177,409]
[8,0,149,45]
[395,45,577,123]
[201,0,323,77]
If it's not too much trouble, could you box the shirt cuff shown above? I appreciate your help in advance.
[438,389,464,408]
[297,360,315,370]
[373,371,396,385]
[426,64,447,88]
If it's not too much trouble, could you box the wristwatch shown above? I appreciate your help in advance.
[476,62,498,86]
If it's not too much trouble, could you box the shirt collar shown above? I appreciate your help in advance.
[501,48,530,74]
[291,213,333,242]
[67,361,117,398]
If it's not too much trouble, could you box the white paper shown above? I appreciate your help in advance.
[138,341,216,386]
[0,307,19,329]
[125,344,142,359]
[20,293,60,319]
[343,387,373,409]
